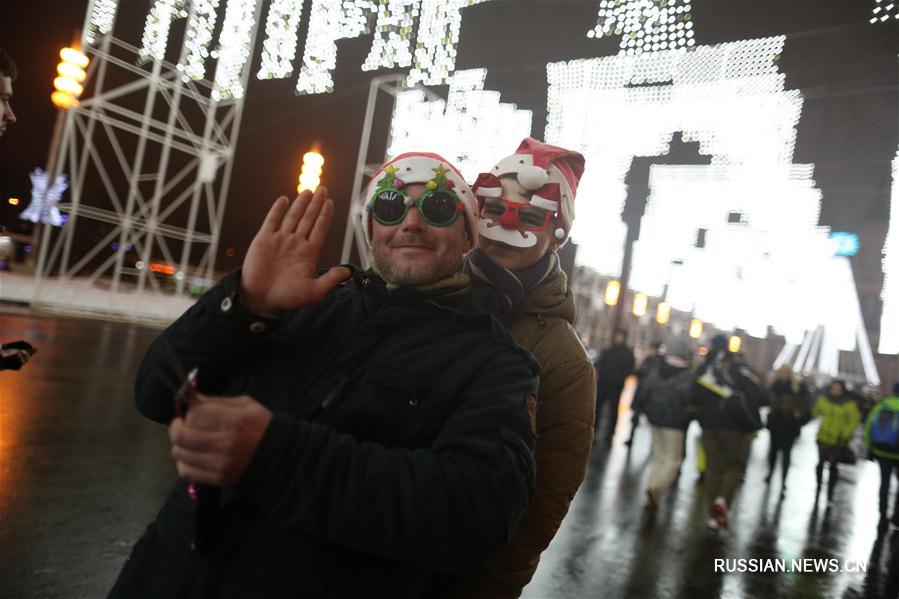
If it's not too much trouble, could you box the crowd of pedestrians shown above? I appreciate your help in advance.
[593,333,899,532]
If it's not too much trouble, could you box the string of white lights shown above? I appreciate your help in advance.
[588,0,696,56]
[339,0,377,38]
[362,0,420,71]
[295,0,345,95]
[880,149,899,354]
[85,0,119,46]
[870,0,899,23]
[139,0,188,62]
[387,68,531,181]
[408,1,488,86]
[257,0,306,79]
[211,0,261,100]
[179,0,221,81]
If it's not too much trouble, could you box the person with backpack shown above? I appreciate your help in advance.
[632,339,695,509]
[626,341,663,447]
[765,365,812,491]
[864,382,899,528]
[695,337,768,530]
[813,379,861,503]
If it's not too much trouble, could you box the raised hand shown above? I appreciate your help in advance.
[239,187,350,315]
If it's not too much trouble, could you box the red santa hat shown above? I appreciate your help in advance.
[477,138,585,244]
[361,152,477,246]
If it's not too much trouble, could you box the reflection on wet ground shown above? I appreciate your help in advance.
[0,310,896,598]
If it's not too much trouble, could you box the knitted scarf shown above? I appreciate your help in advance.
[465,248,560,316]
[368,257,471,306]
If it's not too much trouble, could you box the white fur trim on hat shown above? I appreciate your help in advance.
[530,196,560,211]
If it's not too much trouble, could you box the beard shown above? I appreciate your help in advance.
[371,235,468,287]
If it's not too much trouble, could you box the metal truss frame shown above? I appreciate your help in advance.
[33,0,265,315]
[340,74,442,267]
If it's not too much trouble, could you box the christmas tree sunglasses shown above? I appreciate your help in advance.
[368,188,465,227]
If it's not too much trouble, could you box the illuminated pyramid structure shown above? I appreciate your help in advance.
[880,149,899,354]
[544,11,880,382]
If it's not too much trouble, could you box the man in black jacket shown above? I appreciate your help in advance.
[595,329,636,443]
[110,153,539,599]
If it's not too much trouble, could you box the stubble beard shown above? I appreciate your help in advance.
[373,241,466,287]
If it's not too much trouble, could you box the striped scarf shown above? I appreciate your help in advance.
[465,248,560,316]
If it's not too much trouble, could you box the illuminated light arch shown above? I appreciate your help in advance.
[545,36,879,383]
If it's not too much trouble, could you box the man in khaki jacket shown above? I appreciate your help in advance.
[448,138,596,598]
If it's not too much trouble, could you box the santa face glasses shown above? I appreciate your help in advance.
[479,196,556,231]
[369,189,464,228]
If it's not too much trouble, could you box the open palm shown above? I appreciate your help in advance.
[239,187,350,315]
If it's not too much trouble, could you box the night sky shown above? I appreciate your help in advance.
[1,0,896,336]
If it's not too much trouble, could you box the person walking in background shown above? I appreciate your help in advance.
[626,341,662,447]
[595,329,635,444]
[864,382,899,529]
[632,339,695,509]
[813,379,861,504]
[765,364,811,491]
[695,336,767,530]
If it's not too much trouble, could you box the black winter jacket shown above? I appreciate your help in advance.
[110,270,539,599]
[632,361,694,430]
[695,353,768,432]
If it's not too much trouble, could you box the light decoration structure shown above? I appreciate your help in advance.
[587,0,696,56]
[728,335,742,353]
[179,0,221,81]
[407,1,489,86]
[870,0,899,23]
[880,149,899,354]
[362,0,420,72]
[21,169,68,228]
[257,0,307,79]
[386,68,532,181]
[85,0,119,46]
[545,35,880,383]
[139,0,188,62]
[295,0,353,94]
[212,0,262,100]
[689,318,702,339]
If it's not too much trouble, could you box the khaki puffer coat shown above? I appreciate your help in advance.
[448,270,596,598]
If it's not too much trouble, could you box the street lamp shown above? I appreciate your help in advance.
[297,151,324,193]
[689,318,703,339]
[632,292,648,317]
[604,280,621,306]
[656,301,671,324]
[52,47,89,109]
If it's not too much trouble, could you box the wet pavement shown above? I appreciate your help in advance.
[1,309,897,599]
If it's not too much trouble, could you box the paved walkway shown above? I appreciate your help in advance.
[1,310,896,598]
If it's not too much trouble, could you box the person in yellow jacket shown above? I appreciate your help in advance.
[444,139,596,599]
[813,380,860,502]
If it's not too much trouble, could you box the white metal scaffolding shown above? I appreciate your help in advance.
[30,0,264,321]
